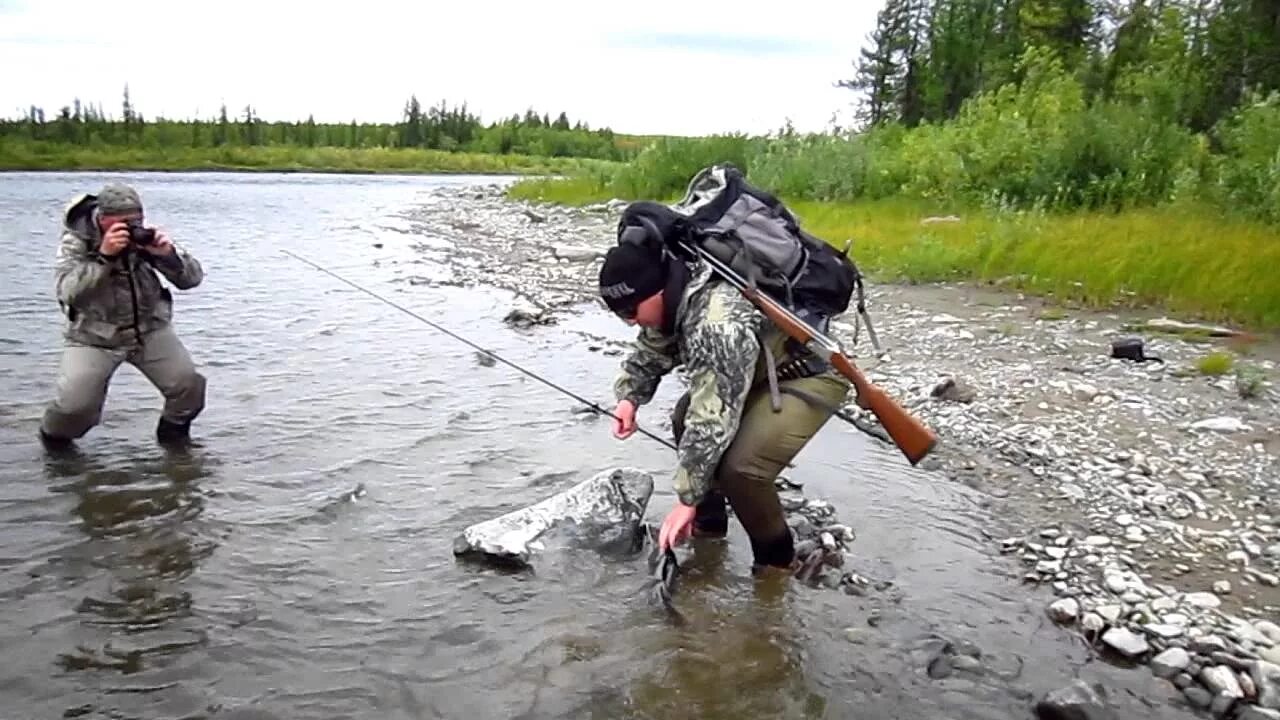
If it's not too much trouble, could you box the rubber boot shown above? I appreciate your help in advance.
[749,530,797,575]
[156,417,192,447]
[693,490,729,538]
[38,428,76,455]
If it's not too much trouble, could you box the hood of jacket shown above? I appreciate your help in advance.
[62,193,103,246]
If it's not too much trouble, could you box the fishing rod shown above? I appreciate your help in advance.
[281,250,679,452]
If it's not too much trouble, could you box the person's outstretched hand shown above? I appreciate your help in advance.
[658,502,696,552]
[612,399,637,439]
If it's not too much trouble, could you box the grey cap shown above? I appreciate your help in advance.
[97,183,143,215]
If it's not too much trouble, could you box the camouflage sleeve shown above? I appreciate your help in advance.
[671,300,763,507]
[613,326,679,406]
[149,244,204,290]
[53,231,112,307]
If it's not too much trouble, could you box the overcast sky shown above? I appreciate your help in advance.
[0,0,884,136]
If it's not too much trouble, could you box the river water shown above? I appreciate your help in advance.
[0,171,1193,719]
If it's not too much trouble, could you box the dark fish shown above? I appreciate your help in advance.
[641,537,684,624]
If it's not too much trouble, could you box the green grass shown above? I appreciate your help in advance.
[506,171,622,204]
[0,142,624,177]
[1196,352,1235,375]
[509,174,1280,331]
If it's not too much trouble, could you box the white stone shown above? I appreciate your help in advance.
[1049,598,1081,624]
[1103,627,1151,657]
[1151,647,1191,678]
[1184,592,1222,609]
[1190,417,1251,433]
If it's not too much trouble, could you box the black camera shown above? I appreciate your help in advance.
[125,218,157,246]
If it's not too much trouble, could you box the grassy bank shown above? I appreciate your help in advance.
[509,175,1280,331]
[504,53,1280,331]
[0,141,623,176]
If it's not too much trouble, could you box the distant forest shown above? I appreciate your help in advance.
[0,88,641,162]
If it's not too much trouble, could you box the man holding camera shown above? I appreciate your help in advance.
[39,182,207,450]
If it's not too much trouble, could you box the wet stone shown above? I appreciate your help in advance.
[1081,613,1106,635]
[1102,627,1151,658]
[1185,592,1223,609]
[1151,647,1191,678]
[1183,686,1213,709]
[1201,665,1245,698]
[1049,598,1080,624]
[1209,693,1237,718]
[1144,623,1185,640]
[1239,707,1280,720]
[1211,652,1254,672]
[1034,680,1117,720]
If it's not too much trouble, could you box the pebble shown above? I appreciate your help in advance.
[1258,622,1280,644]
[1184,686,1213,709]
[1144,623,1185,639]
[1194,636,1231,654]
[1253,661,1280,708]
[1201,666,1245,698]
[1097,605,1123,624]
[1081,613,1106,634]
[1048,598,1080,624]
[1151,647,1191,678]
[1185,592,1223,609]
[1103,627,1151,657]
[1239,707,1280,720]
[1213,693,1240,717]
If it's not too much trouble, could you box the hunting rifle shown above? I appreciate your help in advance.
[662,231,938,466]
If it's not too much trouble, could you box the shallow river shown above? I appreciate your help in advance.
[0,172,1192,719]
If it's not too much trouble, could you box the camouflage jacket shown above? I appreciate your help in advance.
[613,261,827,507]
[53,193,204,348]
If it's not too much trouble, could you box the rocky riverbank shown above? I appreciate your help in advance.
[398,181,1280,718]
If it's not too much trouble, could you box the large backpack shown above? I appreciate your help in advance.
[618,163,871,338]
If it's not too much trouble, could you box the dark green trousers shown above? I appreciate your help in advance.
[671,372,849,567]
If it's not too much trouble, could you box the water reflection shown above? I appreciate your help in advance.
[45,447,217,677]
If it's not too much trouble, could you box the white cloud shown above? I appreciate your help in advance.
[0,0,884,136]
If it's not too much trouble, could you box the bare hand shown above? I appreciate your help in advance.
[658,502,696,552]
[98,223,130,257]
[143,231,175,257]
[612,399,637,439]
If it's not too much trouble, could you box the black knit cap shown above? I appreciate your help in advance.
[598,241,666,316]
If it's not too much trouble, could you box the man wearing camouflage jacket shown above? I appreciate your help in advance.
[39,183,207,450]
[597,239,850,572]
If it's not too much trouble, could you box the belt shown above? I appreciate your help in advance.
[774,354,829,381]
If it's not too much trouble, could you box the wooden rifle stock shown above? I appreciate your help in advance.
[828,354,937,465]
[739,285,938,466]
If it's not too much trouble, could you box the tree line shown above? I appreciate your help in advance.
[0,86,632,162]
[721,0,1279,221]
[844,0,1278,133]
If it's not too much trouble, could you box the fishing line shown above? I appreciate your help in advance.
[281,250,679,452]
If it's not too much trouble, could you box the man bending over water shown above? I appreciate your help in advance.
[598,233,850,574]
